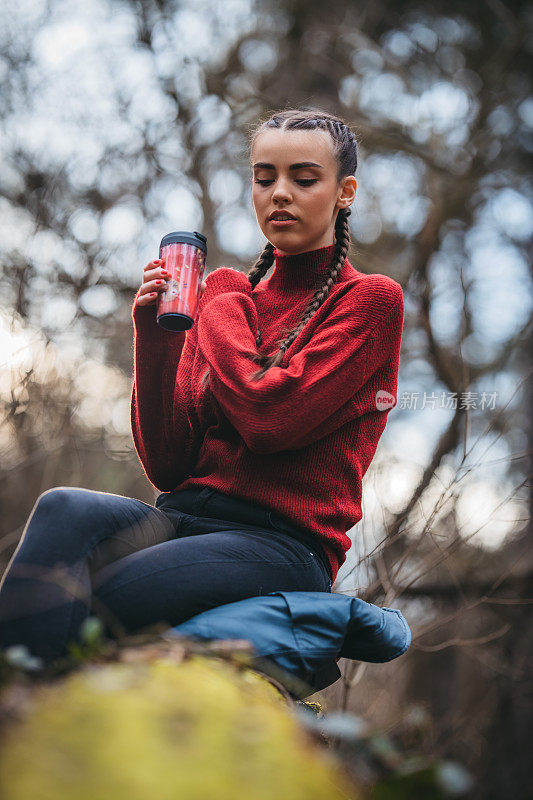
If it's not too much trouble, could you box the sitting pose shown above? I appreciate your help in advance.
[0,108,404,666]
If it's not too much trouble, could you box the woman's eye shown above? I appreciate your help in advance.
[254,178,318,187]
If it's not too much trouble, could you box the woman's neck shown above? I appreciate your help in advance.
[267,244,340,292]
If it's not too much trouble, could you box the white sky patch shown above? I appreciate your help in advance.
[239,39,278,73]
[428,213,532,350]
[79,285,118,318]
[518,97,533,127]
[100,205,145,248]
[359,73,408,119]
[351,211,383,245]
[0,310,132,439]
[417,81,473,133]
[392,93,426,127]
[338,75,361,107]
[394,196,431,236]
[382,30,415,62]
[45,239,87,282]
[488,188,533,242]
[416,464,457,525]
[363,153,429,237]
[428,252,464,345]
[408,21,439,52]
[170,8,213,59]
[382,414,436,466]
[0,313,44,383]
[365,153,421,197]
[433,16,469,44]
[456,480,524,550]
[466,228,533,344]
[192,96,232,146]
[348,185,383,245]
[40,297,77,330]
[488,105,515,136]
[66,141,106,191]
[24,230,60,276]
[209,170,243,205]
[376,460,425,515]
[31,17,93,68]
[0,200,36,252]
[68,210,100,244]
[216,208,264,259]
[351,48,384,74]
[158,186,204,234]
[73,358,129,397]
[111,396,132,436]
[163,0,256,68]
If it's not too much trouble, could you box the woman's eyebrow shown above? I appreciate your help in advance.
[252,161,324,170]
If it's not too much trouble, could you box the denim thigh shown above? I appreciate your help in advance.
[156,487,332,589]
[90,521,330,636]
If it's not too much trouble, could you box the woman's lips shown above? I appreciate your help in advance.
[269,218,298,228]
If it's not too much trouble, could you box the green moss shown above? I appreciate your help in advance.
[0,656,358,800]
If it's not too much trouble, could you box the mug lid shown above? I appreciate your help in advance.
[159,231,207,253]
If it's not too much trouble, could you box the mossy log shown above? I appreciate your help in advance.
[0,638,359,800]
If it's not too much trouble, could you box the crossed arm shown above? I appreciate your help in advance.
[197,272,404,454]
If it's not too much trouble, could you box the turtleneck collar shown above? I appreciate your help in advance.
[267,244,341,292]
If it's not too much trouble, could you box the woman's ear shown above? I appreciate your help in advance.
[337,176,357,209]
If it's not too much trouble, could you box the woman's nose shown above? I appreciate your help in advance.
[271,180,292,203]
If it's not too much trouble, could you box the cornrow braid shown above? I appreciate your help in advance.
[200,107,358,390]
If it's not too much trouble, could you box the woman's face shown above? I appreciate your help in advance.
[251,127,356,255]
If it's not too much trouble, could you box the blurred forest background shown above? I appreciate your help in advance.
[0,0,531,797]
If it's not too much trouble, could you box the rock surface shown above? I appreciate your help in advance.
[0,648,358,800]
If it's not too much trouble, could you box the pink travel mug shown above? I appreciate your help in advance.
[156,231,207,331]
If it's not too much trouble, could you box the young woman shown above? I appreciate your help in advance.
[0,109,404,667]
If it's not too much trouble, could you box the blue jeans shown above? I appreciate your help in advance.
[0,486,332,665]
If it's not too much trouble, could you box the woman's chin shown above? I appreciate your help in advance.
[268,235,312,255]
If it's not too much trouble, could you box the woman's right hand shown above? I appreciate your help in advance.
[135,258,207,308]
[134,258,171,307]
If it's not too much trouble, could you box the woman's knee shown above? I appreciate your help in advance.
[33,488,166,546]
[35,487,108,518]
[36,486,87,509]
[31,488,116,544]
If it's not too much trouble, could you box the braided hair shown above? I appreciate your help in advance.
[201,108,358,387]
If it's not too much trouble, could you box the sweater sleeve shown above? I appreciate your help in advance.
[197,276,404,454]
[199,266,253,308]
[130,289,200,492]
[130,268,253,490]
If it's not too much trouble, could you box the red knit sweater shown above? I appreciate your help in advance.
[130,244,404,584]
